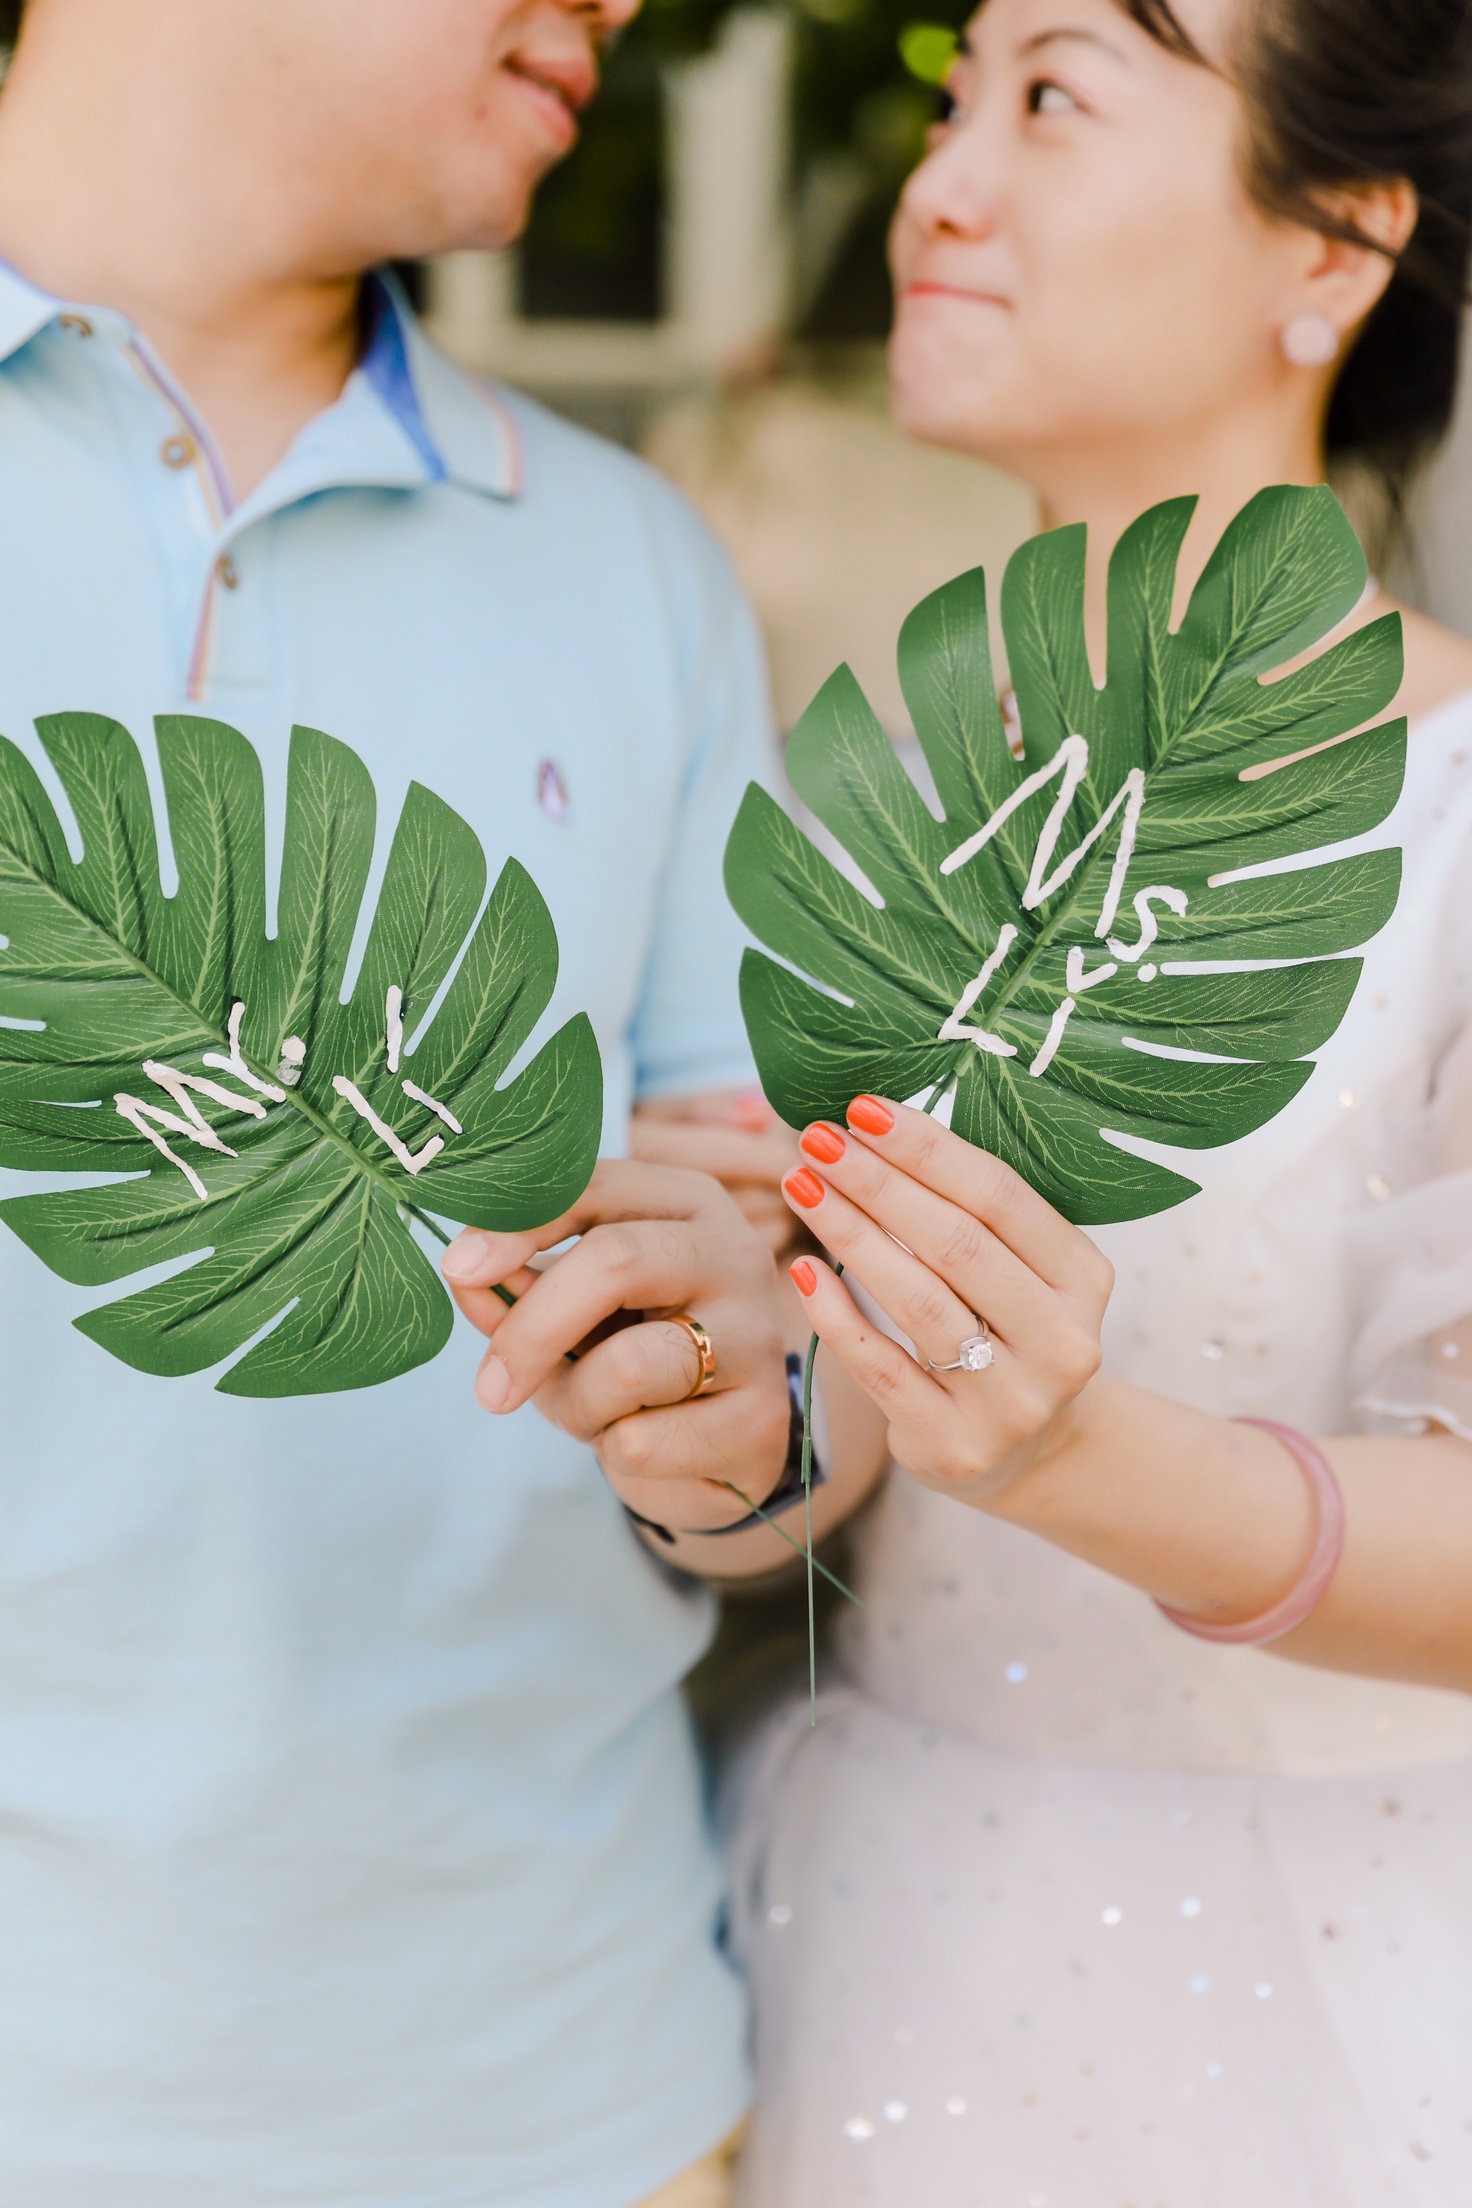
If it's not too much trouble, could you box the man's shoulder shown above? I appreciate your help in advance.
[413,333,734,577]
[500,383,725,557]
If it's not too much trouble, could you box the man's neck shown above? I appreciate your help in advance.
[0,9,364,501]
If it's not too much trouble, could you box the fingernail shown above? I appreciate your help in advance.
[847,1095,894,1137]
[800,1122,846,1165]
[783,1167,826,1211]
[790,1258,817,1297]
[443,1228,491,1284]
[475,1355,511,1412]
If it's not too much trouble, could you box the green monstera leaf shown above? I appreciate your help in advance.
[725,486,1405,1224]
[0,714,602,1393]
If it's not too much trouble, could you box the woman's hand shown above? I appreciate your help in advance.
[781,1095,1114,1502]
[440,1160,791,1534]
[631,1087,801,1257]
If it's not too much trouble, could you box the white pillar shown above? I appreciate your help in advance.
[421,252,517,367]
[1413,340,1472,633]
[664,9,792,371]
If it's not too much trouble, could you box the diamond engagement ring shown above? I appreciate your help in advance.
[927,1319,995,1375]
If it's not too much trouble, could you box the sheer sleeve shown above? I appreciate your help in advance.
[1351,839,1472,1440]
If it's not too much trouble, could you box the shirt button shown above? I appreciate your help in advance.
[58,312,93,338]
[160,433,194,470]
[217,553,240,590]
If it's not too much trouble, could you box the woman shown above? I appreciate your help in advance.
[715,0,1472,2198]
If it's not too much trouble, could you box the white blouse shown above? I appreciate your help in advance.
[728,690,1472,2206]
[839,686,1472,1779]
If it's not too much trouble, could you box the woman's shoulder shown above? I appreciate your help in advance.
[1385,600,1472,729]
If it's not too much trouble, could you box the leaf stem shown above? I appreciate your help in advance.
[405,1202,452,1247]
[800,1255,846,1728]
[802,1322,818,1724]
[403,1202,517,1307]
[721,1484,861,1602]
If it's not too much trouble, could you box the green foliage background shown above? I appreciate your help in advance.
[523,0,967,328]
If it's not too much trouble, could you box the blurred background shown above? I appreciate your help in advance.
[2,0,1461,718]
[417,1,1038,736]
[408,0,1472,720]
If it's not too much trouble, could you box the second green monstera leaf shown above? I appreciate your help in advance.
[0,714,602,1394]
[725,486,1406,1224]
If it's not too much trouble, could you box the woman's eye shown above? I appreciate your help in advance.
[937,82,964,126]
[1027,78,1078,116]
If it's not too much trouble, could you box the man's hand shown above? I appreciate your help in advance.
[631,1088,800,1257]
[441,1160,791,1533]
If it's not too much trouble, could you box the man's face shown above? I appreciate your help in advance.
[231,0,641,263]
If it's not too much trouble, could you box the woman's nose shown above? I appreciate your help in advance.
[899,124,997,243]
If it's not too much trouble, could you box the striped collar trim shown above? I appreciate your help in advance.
[0,257,522,503]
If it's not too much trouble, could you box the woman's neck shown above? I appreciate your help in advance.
[1025,398,1327,672]
[1019,398,1472,735]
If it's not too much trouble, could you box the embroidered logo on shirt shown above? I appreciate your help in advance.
[536,758,570,823]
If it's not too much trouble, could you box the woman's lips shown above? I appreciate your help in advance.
[905,280,1010,307]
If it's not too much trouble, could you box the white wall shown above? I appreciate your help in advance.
[1409,312,1472,634]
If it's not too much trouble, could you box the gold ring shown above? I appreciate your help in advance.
[667,1313,717,1401]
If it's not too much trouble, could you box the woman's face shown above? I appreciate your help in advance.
[889,0,1309,475]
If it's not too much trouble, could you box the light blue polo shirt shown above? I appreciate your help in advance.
[0,267,768,2207]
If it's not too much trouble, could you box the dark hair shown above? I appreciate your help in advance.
[1122,0,1472,501]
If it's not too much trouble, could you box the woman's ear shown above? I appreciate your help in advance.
[1286,178,1420,352]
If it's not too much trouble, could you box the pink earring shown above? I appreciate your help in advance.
[1280,312,1340,368]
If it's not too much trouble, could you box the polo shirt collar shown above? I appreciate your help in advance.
[0,254,67,364]
[0,255,522,509]
[231,271,521,523]
[366,269,522,502]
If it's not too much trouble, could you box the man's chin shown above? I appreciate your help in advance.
[417,126,576,260]
[426,178,540,261]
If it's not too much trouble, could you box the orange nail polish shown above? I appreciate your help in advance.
[848,1095,894,1137]
[800,1122,846,1164]
[790,1258,817,1296]
[784,1167,826,1210]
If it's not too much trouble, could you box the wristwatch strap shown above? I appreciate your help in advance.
[626,1353,826,1546]
[699,1352,826,1536]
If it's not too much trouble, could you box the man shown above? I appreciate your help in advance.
[0,2,880,2202]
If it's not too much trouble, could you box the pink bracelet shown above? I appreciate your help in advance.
[1155,1417,1346,1646]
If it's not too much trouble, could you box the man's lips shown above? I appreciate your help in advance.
[504,53,596,149]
